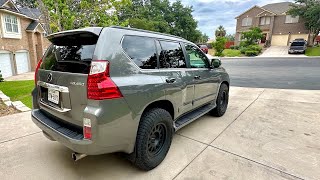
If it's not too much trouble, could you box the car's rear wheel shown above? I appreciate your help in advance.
[132,108,173,170]
[210,83,229,117]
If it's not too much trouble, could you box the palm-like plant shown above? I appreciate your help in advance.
[215,25,226,38]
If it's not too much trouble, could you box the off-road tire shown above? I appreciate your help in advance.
[210,83,229,117]
[132,108,173,171]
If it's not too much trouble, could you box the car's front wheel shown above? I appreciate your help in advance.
[132,108,173,171]
[210,83,229,117]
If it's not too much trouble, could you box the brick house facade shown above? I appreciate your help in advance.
[235,2,311,47]
[0,0,50,78]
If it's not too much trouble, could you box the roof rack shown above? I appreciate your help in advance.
[110,26,186,40]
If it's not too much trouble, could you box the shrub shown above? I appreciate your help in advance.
[239,41,249,47]
[0,70,4,82]
[245,50,259,56]
[230,45,239,50]
[222,49,241,57]
[212,37,227,56]
[215,51,223,57]
[240,47,247,54]
[248,45,262,53]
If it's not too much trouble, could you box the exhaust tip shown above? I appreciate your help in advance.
[72,152,87,161]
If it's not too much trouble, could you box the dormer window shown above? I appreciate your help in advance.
[242,17,252,26]
[5,15,19,33]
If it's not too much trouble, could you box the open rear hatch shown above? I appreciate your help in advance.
[36,29,102,127]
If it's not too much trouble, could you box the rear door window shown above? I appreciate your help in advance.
[40,32,98,74]
[158,41,186,68]
[122,36,158,69]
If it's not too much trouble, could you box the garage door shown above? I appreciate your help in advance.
[271,35,289,46]
[15,52,30,74]
[0,53,13,78]
[289,34,309,43]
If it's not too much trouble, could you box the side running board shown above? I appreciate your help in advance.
[174,103,215,131]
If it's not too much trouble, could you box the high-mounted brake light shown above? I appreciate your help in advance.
[87,60,123,100]
[83,118,92,140]
[34,59,42,85]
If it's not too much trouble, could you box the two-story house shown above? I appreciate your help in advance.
[235,2,310,47]
[0,0,49,78]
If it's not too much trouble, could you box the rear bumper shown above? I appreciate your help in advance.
[31,109,136,155]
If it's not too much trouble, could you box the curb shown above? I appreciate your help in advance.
[0,90,31,112]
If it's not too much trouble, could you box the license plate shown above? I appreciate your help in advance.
[48,88,59,104]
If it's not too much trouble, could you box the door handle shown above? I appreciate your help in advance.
[166,78,176,83]
[194,75,201,80]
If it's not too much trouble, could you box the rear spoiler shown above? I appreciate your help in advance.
[47,27,103,40]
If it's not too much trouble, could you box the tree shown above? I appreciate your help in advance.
[226,34,235,41]
[118,0,203,43]
[37,0,130,33]
[198,33,209,43]
[288,0,320,43]
[215,25,226,38]
[241,27,263,45]
[212,37,227,56]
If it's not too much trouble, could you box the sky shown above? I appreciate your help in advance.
[174,0,294,39]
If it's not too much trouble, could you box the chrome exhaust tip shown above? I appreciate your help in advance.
[72,152,87,161]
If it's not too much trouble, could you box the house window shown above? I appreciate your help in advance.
[4,15,19,33]
[285,15,299,23]
[260,16,271,25]
[242,17,252,26]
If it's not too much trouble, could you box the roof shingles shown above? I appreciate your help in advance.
[0,0,7,6]
[262,2,293,15]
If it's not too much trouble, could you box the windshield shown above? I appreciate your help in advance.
[291,42,305,46]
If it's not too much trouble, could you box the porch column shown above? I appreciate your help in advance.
[269,16,275,42]
[27,32,37,71]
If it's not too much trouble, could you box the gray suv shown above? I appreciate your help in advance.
[31,26,229,170]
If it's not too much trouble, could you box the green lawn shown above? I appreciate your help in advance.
[222,49,241,57]
[306,46,320,56]
[0,80,34,108]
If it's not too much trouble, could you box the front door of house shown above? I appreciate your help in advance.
[261,33,267,43]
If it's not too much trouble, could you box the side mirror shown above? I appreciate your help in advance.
[211,59,221,68]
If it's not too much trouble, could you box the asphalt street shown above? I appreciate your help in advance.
[222,57,320,90]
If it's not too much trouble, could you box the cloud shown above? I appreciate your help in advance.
[173,0,294,39]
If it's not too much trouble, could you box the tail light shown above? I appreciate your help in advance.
[87,60,123,100]
[34,59,42,85]
[83,118,92,140]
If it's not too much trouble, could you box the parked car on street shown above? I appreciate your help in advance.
[31,26,230,171]
[198,44,209,54]
[288,39,307,54]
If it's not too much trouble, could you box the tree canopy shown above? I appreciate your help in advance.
[288,0,320,42]
[215,25,226,38]
[241,27,263,45]
[16,0,207,43]
[119,0,205,42]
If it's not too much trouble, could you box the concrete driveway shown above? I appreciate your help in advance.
[260,46,307,57]
[5,72,34,81]
[0,87,319,180]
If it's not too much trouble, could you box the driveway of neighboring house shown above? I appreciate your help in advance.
[0,87,319,180]
[4,72,34,81]
[259,46,307,57]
